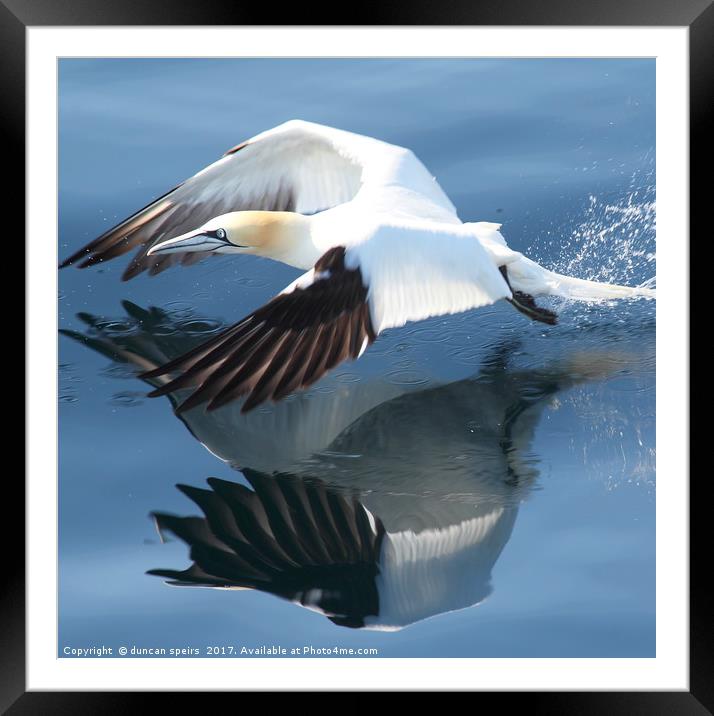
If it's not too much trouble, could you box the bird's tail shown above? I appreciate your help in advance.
[542,269,656,301]
[504,254,656,303]
[469,224,656,304]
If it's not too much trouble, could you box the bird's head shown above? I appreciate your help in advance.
[147,211,310,261]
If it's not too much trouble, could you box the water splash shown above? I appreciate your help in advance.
[544,183,656,289]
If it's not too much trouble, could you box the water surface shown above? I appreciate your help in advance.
[59,58,655,658]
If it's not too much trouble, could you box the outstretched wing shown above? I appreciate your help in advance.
[60,120,368,280]
[149,471,385,628]
[142,227,511,413]
[142,246,376,413]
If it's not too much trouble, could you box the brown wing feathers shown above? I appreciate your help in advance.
[141,247,376,413]
[58,141,271,281]
[148,471,385,627]
[58,192,178,272]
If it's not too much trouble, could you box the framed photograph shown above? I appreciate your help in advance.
[12,0,704,706]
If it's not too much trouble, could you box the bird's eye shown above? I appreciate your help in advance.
[216,228,226,239]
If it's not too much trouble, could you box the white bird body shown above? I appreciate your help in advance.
[62,119,655,412]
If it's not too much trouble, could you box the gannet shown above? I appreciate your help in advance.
[61,120,655,413]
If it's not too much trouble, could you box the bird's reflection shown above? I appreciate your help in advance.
[148,469,515,630]
[62,301,644,630]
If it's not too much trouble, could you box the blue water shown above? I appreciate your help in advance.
[58,58,655,658]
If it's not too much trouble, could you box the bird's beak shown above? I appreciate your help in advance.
[147,229,233,256]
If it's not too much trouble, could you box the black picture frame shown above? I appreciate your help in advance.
[9,0,704,707]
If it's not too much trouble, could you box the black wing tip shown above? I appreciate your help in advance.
[59,248,142,279]
[145,569,168,577]
[141,365,171,381]
[148,473,386,620]
[59,253,90,270]
[175,483,207,500]
[142,245,373,412]
[146,384,170,398]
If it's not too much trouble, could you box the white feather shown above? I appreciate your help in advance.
[345,223,511,334]
[364,506,518,630]
[171,119,458,224]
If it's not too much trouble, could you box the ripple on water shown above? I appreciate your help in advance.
[102,364,140,380]
[175,318,224,335]
[312,385,336,395]
[390,358,415,370]
[235,277,269,288]
[385,368,430,386]
[109,391,145,408]
[161,301,195,319]
[410,327,453,344]
[450,345,487,366]
[334,372,361,384]
[92,319,137,335]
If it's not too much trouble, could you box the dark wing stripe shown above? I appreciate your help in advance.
[143,317,256,382]
[205,332,291,412]
[326,492,362,562]
[187,543,265,582]
[177,326,279,400]
[353,501,380,563]
[59,174,297,281]
[174,485,248,545]
[147,563,237,588]
[272,330,319,400]
[77,230,145,267]
[179,482,283,573]
[242,472,304,556]
[244,471,330,566]
[142,246,376,413]
[300,322,336,388]
[236,335,299,414]
[59,195,176,269]
[161,328,281,413]
[120,185,298,281]
[209,470,310,564]
[325,319,352,372]
[206,478,299,569]
[149,472,383,626]
[223,141,249,156]
[151,514,225,552]
[60,126,361,281]
[274,475,338,562]
[305,482,352,563]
